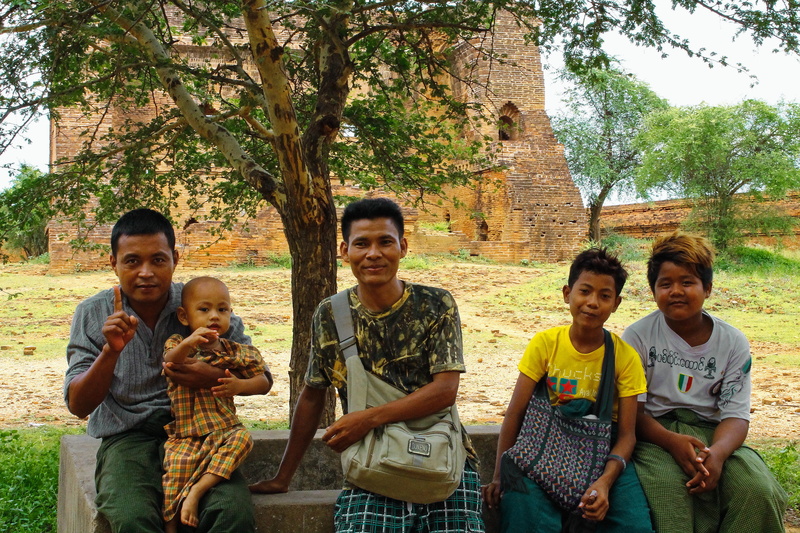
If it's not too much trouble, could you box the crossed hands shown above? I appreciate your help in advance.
[668,433,717,494]
[102,286,138,354]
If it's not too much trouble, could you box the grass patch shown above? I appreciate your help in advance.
[717,246,800,276]
[419,221,451,233]
[453,248,495,264]
[754,440,800,510]
[0,426,84,533]
[246,323,293,352]
[232,253,292,270]
[401,254,436,270]
[245,419,290,430]
[26,253,51,265]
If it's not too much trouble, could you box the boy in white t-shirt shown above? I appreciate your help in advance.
[623,232,786,533]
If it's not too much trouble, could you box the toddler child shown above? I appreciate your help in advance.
[483,248,653,533]
[623,232,787,532]
[162,276,270,532]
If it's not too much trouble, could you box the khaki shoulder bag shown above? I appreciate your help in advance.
[330,290,466,504]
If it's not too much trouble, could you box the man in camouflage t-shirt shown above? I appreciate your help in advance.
[250,198,484,532]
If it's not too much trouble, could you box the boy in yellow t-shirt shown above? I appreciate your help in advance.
[483,247,653,533]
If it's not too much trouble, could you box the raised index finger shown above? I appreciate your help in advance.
[113,285,123,313]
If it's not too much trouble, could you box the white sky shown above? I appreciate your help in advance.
[1,4,798,191]
[543,7,799,114]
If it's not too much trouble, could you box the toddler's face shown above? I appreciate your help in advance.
[653,261,710,324]
[182,279,232,337]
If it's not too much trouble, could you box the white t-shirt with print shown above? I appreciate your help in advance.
[622,310,751,422]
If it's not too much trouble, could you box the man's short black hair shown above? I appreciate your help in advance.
[111,208,176,256]
[567,247,628,296]
[341,198,404,242]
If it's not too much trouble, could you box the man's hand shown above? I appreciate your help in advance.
[322,410,375,453]
[163,359,224,389]
[481,480,502,510]
[102,286,138,353]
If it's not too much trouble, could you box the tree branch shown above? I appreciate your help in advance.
[91,0,285,206]
[347,21,486,47]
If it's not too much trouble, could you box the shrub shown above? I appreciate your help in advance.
[598,233,650,263]
[716,246,800,276]
[759,441,800,510]
[0,427,80,532]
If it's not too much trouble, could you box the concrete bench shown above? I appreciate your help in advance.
[58,426,502,533]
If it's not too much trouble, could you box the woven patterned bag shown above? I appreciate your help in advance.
[503,330,615,512]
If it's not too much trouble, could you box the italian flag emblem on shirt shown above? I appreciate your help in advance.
[678,374,693,393]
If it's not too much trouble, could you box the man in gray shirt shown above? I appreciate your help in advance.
[64,208,270,533]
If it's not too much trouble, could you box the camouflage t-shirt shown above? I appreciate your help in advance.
[306,282,477,465]
[306,282,465,408]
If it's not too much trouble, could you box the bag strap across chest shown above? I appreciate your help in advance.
[329,290,457,430]
[331,290,359,360]
[536,329,615,420]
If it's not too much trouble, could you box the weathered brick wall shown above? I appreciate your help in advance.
[601,193,800,247]
[48,10,588,272]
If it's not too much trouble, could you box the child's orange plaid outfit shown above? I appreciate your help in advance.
[161,335,268,522]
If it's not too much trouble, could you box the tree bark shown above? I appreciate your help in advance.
[588,202,603,242]
[280,189,339,427]
[589,185,612,242]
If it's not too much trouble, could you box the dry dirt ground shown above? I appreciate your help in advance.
[2,262,800,443]
[4,260,799,531]
[6,341,799,440]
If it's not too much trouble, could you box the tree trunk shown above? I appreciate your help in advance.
[588,202,603,242]
[589,186,613,242]
[280,194,339,427]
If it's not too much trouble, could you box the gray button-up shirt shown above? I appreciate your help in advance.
[64,282,250,438]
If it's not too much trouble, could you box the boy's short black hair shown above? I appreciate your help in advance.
[568,247,628,296]
[111,208,176,256]
[341,198,404,242]
[647,232,714,291]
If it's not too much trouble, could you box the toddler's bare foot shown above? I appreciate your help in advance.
[181,491,200,527]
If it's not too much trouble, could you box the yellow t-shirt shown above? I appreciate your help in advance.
[519,325,647,420]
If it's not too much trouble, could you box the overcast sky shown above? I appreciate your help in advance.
[1,4,798,191]
[542,5,799,114]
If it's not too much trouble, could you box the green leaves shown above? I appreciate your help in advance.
[0,165,51,259]
[551,64,668,239]
[636,100,800,249]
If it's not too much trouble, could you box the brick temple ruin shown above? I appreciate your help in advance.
[46,10,587,273]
